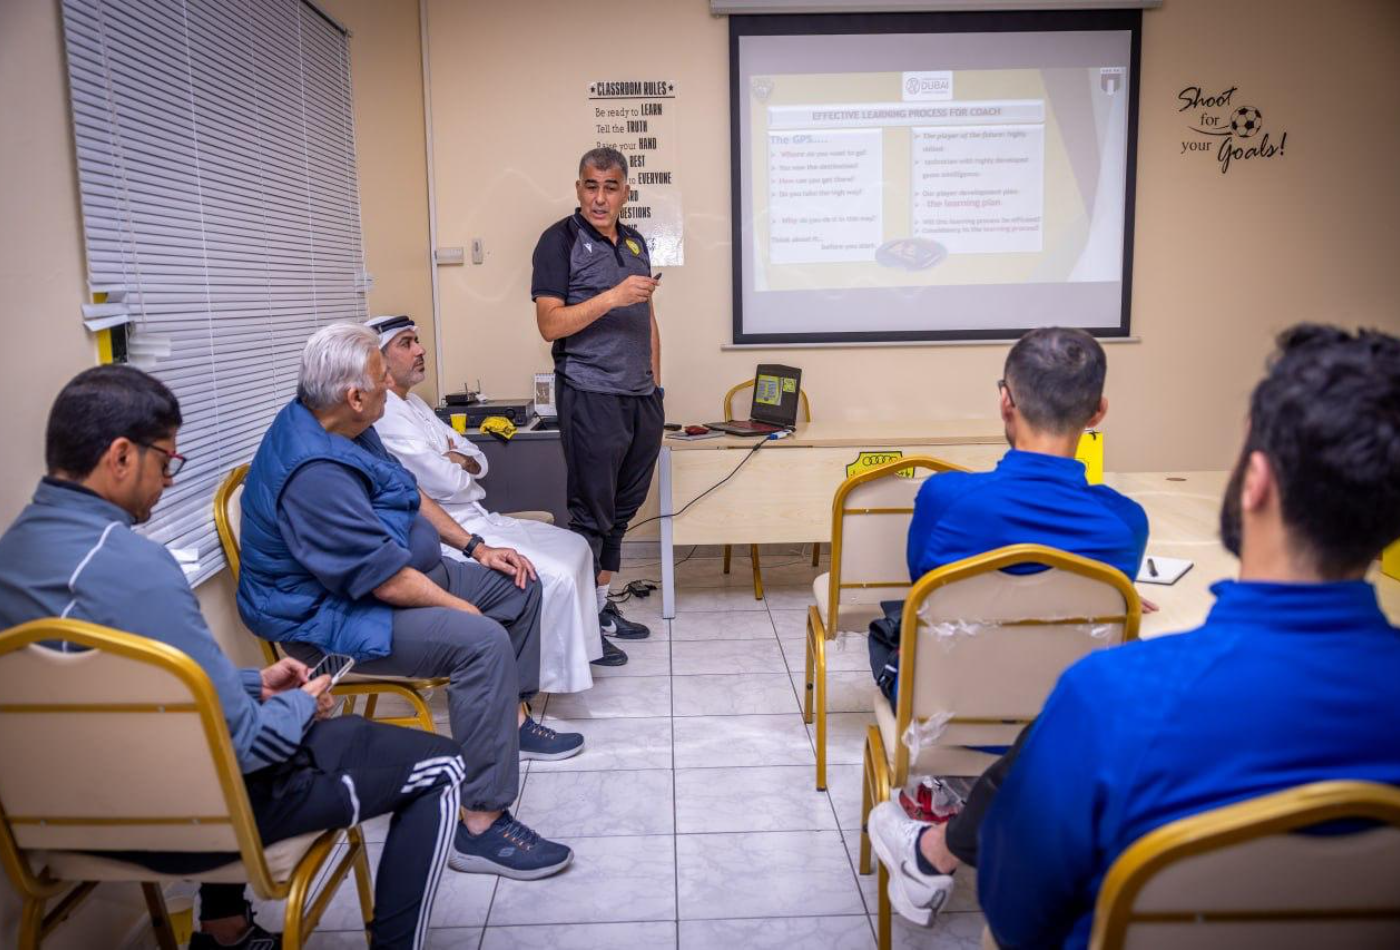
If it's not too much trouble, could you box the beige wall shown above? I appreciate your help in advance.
[424,0,1400,483]
[0,0,428,942]
[321,0,439,402]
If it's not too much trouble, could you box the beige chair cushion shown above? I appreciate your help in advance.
[505,510,555,525]
[872,686,1000,778]
[37,829,328,886]
[811,572,883,636]
[228,482,244,546]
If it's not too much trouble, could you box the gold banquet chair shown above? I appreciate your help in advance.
[861,545,1141,950]
[720,379,817,599]
[0,619,373,950]
[1089,780,1400,950]
[804,456,966,791]
[215,465,444,732]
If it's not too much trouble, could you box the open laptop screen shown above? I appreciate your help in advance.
[749,363,802,427]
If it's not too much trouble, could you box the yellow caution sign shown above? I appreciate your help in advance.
[846,450,915,479]
[1075,430,1104,485]
[1383,538,1400,582]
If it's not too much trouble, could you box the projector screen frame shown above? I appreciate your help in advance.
[728,9,1143,346]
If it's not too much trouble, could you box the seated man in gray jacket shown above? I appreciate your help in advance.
[0,365,464,950]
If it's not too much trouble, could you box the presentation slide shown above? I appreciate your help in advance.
[733,17,1139,342]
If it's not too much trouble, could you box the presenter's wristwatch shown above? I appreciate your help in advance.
[462,534,485,559]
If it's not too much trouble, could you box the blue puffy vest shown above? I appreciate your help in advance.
[236,398,419,659]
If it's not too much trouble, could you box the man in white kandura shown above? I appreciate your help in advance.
[368,315,623,693]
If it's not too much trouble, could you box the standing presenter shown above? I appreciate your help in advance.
[531,147,661,641]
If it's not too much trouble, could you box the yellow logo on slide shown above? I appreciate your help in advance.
[625,239,641,256]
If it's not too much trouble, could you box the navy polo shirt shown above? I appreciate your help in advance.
[906,449,1149,581]
[979,580,1400,949]
[530,209,654,396]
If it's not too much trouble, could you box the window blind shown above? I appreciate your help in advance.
[60,0,368,584]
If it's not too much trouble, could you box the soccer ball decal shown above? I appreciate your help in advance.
[1230,106,1263,138]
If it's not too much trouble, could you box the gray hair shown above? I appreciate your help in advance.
[578,147,627,179]
[297,322,380,411]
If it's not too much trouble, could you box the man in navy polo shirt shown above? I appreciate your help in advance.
[531,147,662,646]
[871,325,1400,947]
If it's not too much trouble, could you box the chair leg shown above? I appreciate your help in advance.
[860,740,874,875]
[802,615,816,725]
[363,693,379,720]
[348,826,375,939]
[749,544,764,600]
[410,689,436,732]
[141,882,179,950]
[722,544,732,574]
[877,863,893,950]
[811,542,821,567]
[18,896,45,950]
[815,646,828,792]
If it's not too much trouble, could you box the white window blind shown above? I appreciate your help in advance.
[60,0,368,584]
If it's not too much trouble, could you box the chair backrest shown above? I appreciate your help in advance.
[893,545,1140,779]
[1090,780,1400,950]
[723,378,812,423]
[213,465,277,665]
[826,456,966,632]
[213,464,249,580]
[0,620,280,894]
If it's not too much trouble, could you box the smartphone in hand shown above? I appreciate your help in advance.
[311,652,356,686]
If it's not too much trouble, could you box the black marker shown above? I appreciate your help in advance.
[1147,558,1159,578]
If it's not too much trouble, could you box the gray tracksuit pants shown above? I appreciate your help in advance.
[290,558,541,812]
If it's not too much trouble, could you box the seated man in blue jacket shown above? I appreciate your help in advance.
[866,326,1149,925]
[874,324,1400,948]
[0,365,465,950]
[238,322,581,881]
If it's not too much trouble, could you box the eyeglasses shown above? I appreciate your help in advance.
[997,378,1016,408]
[140,442,187,477]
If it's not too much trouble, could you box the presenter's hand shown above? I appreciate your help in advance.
[261,656,310,699]
[473,543,538,589]
[1141,597,1159,614]
[444,450,481,474]
[608,274,659,308]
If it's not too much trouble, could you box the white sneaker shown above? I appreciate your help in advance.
[868,801,956,926]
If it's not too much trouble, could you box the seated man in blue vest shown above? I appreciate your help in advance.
[238,322,580,881]
[864,326,1150,924]
[872,325,1400,947]
[0,365,466,950]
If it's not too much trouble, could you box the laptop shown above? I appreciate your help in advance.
[706,364,802,436]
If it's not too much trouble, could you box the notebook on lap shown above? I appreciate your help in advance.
[706,364,802,436]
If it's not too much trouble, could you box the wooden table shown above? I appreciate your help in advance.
[657,420,1006,618]
[1107,471,1400,636]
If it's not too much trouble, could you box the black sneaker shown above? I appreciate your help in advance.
[590,637,628,667]
[519,715,584,761]
[448,810,573,880]
[600,601,650,639]
[189,912,279,950]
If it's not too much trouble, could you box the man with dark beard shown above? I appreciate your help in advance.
[869,324,1400,948]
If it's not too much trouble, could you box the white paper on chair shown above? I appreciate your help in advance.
[1136,556,1193,585]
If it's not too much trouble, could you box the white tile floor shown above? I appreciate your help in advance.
[278,553,985,949]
